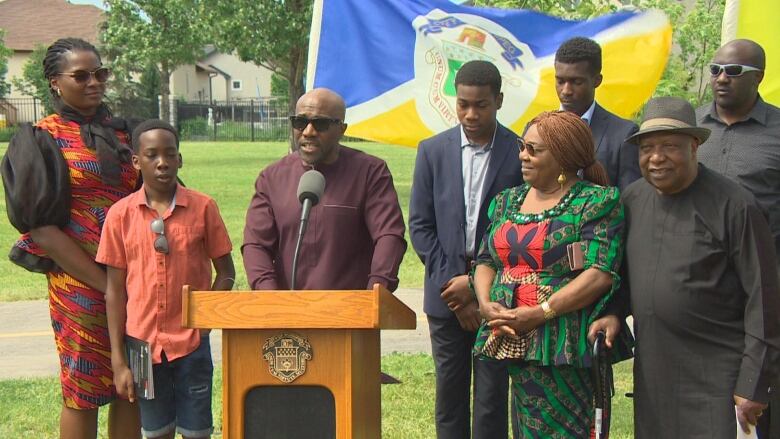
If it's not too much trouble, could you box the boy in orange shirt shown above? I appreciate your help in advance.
[98,119,234,439]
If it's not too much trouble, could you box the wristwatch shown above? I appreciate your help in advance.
[541,301,557,320]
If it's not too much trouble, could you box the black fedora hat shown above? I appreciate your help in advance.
[626,96,710,145]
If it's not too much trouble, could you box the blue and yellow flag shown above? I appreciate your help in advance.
[307,0,671,147]
[722,0,780,106]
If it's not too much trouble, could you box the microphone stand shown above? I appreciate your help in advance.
[290,197,313,290]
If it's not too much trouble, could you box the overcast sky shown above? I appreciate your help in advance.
[70,0,105,10]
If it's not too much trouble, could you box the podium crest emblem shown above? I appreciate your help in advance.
[262,333,312,383]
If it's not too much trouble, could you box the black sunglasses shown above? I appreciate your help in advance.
[289,116,342,132]
[709,63,762,77]
[517,138,540,156]
[150,217,169,254]
[57,67,111,84]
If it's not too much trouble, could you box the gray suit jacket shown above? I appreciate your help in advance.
[590,102,641,191]
[409,124,524,318]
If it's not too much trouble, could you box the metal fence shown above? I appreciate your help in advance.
[176,98,290,142]
[0,98,49,141]
[0,97,48,124]
[0,96,291,143]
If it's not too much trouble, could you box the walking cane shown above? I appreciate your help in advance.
[591,331,612,439]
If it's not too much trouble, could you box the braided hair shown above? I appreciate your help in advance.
[41,38,135,186]
[528,111,610,186]
[43,38,102,102]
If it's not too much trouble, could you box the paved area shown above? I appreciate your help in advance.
[0,289,430,380]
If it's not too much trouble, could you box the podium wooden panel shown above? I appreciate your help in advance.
[182,284,416,439]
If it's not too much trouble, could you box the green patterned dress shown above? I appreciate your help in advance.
[473,181,633,438]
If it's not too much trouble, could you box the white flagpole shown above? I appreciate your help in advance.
[721,0,741,45]
[306,0,326,92]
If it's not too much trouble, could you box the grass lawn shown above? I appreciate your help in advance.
[0,354,636,438]
[0,141,638,437]
[0,141,424,301]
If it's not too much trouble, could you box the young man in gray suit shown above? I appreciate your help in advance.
[410,60,523,438]
[555,37,641,190]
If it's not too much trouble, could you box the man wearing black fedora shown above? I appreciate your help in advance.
[589,96,780,438]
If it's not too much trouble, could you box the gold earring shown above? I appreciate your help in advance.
[557,171,567,192]
[56,88,62,96]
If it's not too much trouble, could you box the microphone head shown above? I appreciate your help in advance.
[297,170,326,205]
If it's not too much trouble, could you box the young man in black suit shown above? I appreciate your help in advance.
[555,37,641,190]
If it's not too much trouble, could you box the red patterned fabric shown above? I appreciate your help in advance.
[514,282,539,308]
[492,220,548,308]
[17,114,138,409]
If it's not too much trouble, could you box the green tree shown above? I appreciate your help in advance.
[103,62,155,118]
[10,45,54,114]
[0,30,12,98]
[270,72,290,107]
[658,0,724,106]
[203,0,312,119]
[139,63,161,105]
[102,0,208,122]
[473,0,617,17]
[96,31,161,119]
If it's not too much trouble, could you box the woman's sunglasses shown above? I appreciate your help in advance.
[517,138,540,156]
[57,67,111,84]
[150,217,169,254]
[289,115,341,132]
[708,63,762,77]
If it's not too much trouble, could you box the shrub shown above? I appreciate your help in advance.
[0,126,16,142]
[179,117,209,140]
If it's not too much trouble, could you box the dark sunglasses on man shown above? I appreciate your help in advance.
[709,63,762,77]
[289,115,342,132]
[57,67,111,84]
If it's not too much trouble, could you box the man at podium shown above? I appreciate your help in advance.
[242,88,407,291]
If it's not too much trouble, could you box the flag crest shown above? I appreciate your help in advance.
[308,0,672,146]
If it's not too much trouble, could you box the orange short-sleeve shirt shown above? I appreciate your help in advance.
[97,185,232,363]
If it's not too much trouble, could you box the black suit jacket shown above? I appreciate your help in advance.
[409,124,524,318]
[590,103,641,191]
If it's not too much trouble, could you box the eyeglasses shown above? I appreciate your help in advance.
[708,63,762,77]
[289,116,341,132]
[150,218,169,254]
[517,138,542,156]
[57,67,111,84]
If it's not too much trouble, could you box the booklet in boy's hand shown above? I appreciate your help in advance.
[125,335,155,400]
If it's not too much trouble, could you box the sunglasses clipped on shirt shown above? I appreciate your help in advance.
[150,217,169,254]
[708,63,762,77]
[289,115,342,132]
[57,67,111,84]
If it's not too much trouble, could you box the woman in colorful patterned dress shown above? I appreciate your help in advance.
[1,38,141,437]
[472,111,632,438]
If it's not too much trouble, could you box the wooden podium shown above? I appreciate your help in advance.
[181,284,416,439]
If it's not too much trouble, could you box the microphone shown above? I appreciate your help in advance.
[291,170,325,290]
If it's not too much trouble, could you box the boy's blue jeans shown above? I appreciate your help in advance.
[139,335,213,438]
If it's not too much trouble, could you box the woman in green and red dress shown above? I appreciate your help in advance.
[473,111,633,438]
[2,38,141,437]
